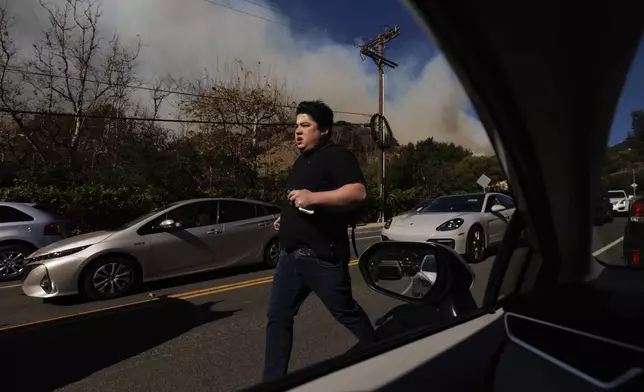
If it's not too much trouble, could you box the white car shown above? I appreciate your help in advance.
[380,193,515,262]
[607,189,631,213]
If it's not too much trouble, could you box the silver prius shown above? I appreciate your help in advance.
[21,198,281,301]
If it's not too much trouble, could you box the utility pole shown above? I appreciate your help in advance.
[357,25,400,223]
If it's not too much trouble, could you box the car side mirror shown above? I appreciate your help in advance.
[158,219,182,231]
[491,204,506,212]
[359,241,477,318]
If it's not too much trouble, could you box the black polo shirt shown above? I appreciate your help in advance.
[279,141,366,263]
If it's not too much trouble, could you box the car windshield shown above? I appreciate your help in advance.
[420,195,485,213]
[608,191,626,198]
[116,203,178,230]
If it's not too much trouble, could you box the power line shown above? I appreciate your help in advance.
[234,0,278,12]
[203,0,286,26]
[0,107,296,126]
[2,66,371,117]
[0,107,373,128]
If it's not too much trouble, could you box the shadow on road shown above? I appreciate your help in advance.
[46,263,270,306]
[373,303,442,341]
[2,297,239,392]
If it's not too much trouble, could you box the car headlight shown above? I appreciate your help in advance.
[384,218,393,229]
[436,218,464,231]
[28,245,92,263]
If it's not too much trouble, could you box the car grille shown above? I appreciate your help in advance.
[428,239,456,249]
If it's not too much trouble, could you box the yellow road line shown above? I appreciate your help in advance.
[168,276,275,298]
[177,260,359,300]
[0,259,360,332]
[0,297,160,332]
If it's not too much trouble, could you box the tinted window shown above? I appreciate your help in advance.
[421,195,484,213]
[141,202,215,233]
[264,205,281,215]
[256,204,269,217]
[0,206,34,223]
[499,195,515,208]
[608,191,626,198]
[218,200,257,223]
[119,203,179,230]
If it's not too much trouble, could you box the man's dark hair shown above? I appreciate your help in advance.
[296,100,334,134]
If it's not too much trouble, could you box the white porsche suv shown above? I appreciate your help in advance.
[380,193,516,263]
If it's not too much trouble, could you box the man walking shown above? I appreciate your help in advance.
[262,100,376,382]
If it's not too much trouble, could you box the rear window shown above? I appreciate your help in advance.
[0,206,35,223]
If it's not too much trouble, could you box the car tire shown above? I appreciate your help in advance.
[0,243,33,282]
[264,238,281,268]
[465,225,486,263]
[81,257,140,301]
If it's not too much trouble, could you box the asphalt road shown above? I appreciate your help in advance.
[0,218,627,392]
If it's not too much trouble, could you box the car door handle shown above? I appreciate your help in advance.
[258,221,270,227]
[207,228,223,235]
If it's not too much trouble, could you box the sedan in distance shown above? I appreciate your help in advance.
[21,198,281,301]
[0,202,66,281]
[380,193,516,263]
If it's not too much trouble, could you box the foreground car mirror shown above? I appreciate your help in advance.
[359,241,477,317]
[491,204,506,212]
[158,219,182,231]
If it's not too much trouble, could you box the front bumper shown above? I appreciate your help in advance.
[21,255,85,298]
[380,229,467,254]
[612,203,629,213]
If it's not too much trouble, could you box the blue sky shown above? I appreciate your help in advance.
[268,0,643,146]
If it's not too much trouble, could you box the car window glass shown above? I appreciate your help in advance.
[144,202,213,231]
[499,195,515,209]
[159,203,201,229]
[484,195,499,212]
[0,1,532,390]
[256,204,269,217]
[218,200,257,223]
[0,206,34,223]
[596,36,644,269]
[420,195,485,213]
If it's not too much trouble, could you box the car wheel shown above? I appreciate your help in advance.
[82,257,139,301]
[0,244,33,282]
[465,226,486,263]
[264,238,281,268]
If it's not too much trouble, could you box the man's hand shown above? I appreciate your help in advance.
[288,189,316,209]
[274,216,281,230]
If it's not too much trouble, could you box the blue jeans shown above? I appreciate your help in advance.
[262,249,376,382]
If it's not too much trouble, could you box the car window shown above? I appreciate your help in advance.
[0,0,537,390]
[607,190,627,199]
[484,195,500,212]
[118,203,179,230]
[596,37,644,269]
[420,195,485,213]
[264,205,281,215]
[218,200,258,223]
[0,206,34,223]
[140,202,216,233]
[498,195,515,209]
